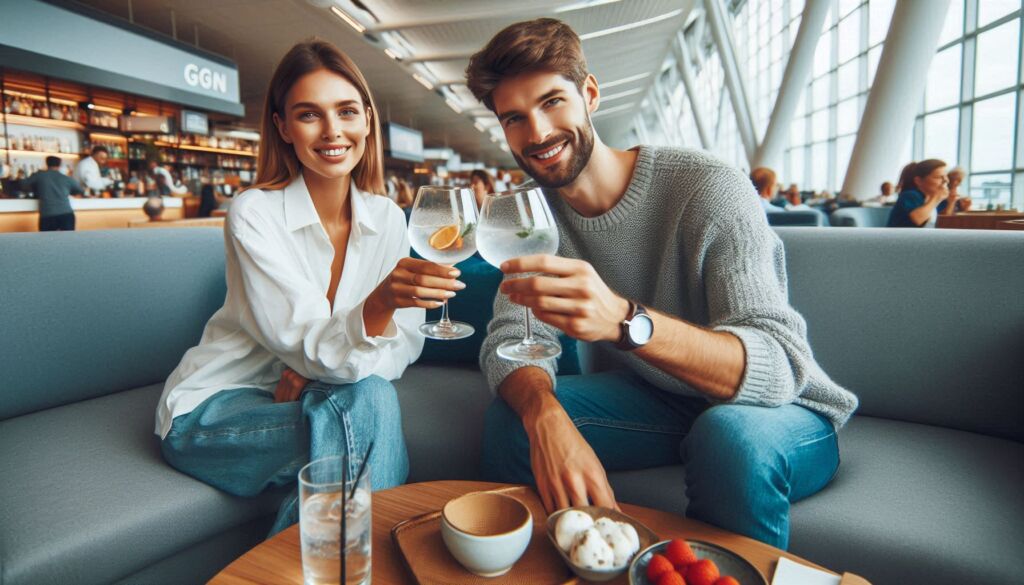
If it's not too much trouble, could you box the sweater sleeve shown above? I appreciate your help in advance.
[698,165,816,407]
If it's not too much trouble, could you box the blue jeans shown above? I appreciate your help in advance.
[481,370,839,550]
[162,376,409,535]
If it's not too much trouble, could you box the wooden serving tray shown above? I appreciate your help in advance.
[391,485,579,585]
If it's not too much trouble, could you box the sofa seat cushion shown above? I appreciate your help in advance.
[0,384,282,585]
[394,363,494,483]
[606,416,1024,585]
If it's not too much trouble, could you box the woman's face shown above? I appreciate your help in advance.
[915,166,950,199]
[274,69,371,182]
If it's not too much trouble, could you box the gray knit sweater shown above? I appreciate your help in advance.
[479,146,859,427]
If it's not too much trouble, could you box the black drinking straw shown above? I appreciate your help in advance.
[349,441,374,501]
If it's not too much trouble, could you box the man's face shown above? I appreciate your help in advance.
[95,151,109,165]
[492,70,596,189]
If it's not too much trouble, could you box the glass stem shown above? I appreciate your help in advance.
[522,308,537,346]
[438,298,452,329]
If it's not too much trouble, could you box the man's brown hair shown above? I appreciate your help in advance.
[466,18,589,112]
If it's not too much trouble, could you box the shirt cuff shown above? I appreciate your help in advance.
[713,325,775,405]
[345,298,399,350]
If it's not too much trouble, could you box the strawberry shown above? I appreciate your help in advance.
[665,539,698,568]
[713,577,740,585]
[646,554,676,582]
[685,559,721,585]
[656,570,687,585]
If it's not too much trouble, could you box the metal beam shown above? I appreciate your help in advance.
[634,113,651,144]
[753,0,829,170]
[703,0,757,162]
[841,0,952,199]
[654,78,682,146]
[367,1,623,33]
[673,31,713,150]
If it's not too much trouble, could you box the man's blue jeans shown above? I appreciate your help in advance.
[480,370,839,550]
[161,376,409,535]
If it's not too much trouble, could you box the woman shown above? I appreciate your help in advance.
[469,169,496,207]
[888,159,954,228]
[155,39,463,533]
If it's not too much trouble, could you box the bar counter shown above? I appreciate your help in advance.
[0,197,185,232]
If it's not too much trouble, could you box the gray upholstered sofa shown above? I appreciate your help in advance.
[1,227,1021,585]
[830,206,892,227]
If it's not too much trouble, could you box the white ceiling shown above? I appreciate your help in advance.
[70,0,694,167]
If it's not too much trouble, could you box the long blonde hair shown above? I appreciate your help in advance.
[249,39,385,195]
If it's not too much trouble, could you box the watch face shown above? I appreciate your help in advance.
[629,314,654,345]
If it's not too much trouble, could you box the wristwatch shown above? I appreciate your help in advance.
[616,301,654,351]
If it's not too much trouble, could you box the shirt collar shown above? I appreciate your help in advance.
[284,173,380,236]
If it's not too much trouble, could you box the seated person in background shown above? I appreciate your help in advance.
[750,167,781,214]
[469,169,497,208]
[947,167,971,212]
[879,181,896,204]
[197,184,230,217]
[143,195,165,221]
[888,159,954,228]
[784,185,811,211]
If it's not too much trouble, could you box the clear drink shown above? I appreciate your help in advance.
[476,226,558,268]
[299,457,371,585]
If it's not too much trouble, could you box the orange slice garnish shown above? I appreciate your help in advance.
[428,225,460,250]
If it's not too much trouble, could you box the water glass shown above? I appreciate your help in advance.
[299,455,372,585]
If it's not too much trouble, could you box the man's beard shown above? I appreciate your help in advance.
[513,116,595,189]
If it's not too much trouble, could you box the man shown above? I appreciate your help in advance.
[750,167,782,214]
[466,18,857,550]
[24,156,84,231]
[946,167,971,212]
[784,184,811,211]
[148,158,188,195]
[74,145,113,194]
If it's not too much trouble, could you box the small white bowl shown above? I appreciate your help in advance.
[546,506,659,582]
[441,492,533,577]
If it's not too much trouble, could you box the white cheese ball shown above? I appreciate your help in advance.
[570,527,615,570]
[617,521,640,554]
[555,510,594,552]
[603,526,636,568]
[593,517,620,541]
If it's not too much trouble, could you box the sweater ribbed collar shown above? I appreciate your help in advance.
[546,145,654,232]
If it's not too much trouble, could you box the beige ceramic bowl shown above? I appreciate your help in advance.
[440,492,533,577]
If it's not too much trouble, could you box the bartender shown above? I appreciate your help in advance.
[74,146,113,194]
[148,159,188,195]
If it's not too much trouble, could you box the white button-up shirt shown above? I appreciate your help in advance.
[155,174,424,438]
[74,156,112,192]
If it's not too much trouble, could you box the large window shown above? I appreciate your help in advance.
[637,0,1023,208]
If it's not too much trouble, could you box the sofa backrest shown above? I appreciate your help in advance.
[776,227,1023,442]
[767,210,829,227]
[831,207,892,227]
[0,228,226,421]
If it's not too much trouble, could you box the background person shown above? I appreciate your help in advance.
[888,159,951,228]
[74,145,113,195]
[24,155,85,231]
[750,166,781,214]
[469,169,497,207]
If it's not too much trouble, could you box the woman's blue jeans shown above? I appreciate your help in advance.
[480,370,839,550]
[161,376,408,535]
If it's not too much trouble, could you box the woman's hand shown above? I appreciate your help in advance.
[370,257,465,310]
[274,367,310,403]
[363,258,465,336]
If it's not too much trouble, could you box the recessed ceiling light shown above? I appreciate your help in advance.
[445,98,463,114]
[592,103,635,117]
[383,48,401,60]
[579,9,683,41]
[330,6,365,33]
[554,0,623,13]
[412,73,434,90]
[601,87,644,102]
[601,72,651,89]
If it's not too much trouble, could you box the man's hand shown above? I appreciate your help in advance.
[274,367,310,403]
[500,255,630,343]
[523,393,619,513]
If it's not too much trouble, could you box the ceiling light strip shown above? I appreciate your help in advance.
[329,6,366,33]
[579,9,684,41]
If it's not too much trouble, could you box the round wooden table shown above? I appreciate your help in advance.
[210,480,835,584]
